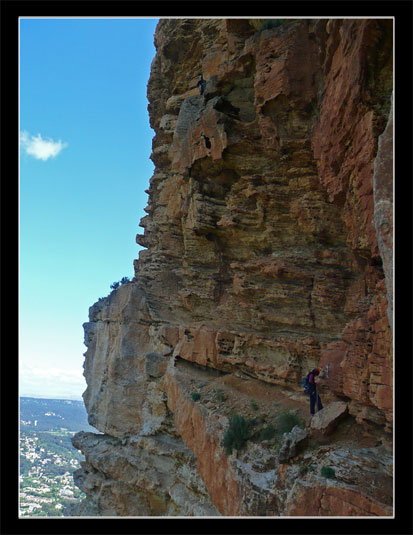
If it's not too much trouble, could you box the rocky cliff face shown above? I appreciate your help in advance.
[71,18,393,517]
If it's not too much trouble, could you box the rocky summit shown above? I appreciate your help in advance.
[71,18,393,517]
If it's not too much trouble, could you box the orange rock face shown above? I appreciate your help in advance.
[162,359,243,516]
[286,484,392,516]
[74,18,393,517]
[141,17,393,426]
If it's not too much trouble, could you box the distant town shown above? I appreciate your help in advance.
[19,397,95,517]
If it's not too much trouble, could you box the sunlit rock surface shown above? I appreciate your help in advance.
[72,18,393,517]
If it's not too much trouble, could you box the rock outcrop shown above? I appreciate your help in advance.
[71,18,393,517]
[278,425,309,463]
[310,401,348,436]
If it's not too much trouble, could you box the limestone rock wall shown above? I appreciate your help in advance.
[72,18,393,517]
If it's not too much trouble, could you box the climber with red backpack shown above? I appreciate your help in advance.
[302,368,324,417]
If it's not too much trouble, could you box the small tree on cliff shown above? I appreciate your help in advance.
[110,277,130,291]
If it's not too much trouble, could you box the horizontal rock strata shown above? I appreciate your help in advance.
[72,18,393,516]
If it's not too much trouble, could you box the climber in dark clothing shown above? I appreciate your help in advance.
[308,368,323,417]
[197,74,206,95]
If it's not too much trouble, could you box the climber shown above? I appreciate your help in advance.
[308,368,324,418]
[197,73,207,95]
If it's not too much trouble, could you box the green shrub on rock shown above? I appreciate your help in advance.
[321,466,336,479]
[222,413,256,455]
[250,399,259,411]
[255,423,276,441]
[260,19,283,31]
[276,409,305,436]
[110,277,130,291]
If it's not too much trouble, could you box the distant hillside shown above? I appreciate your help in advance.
[20,397,96,432]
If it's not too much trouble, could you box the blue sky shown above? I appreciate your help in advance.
[19,18,158,399]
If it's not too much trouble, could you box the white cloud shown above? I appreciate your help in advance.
[19,363,86,399]
[20,130,68,161]
[20,363,84,383]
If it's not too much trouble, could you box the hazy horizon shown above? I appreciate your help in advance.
[19,392,84,401]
